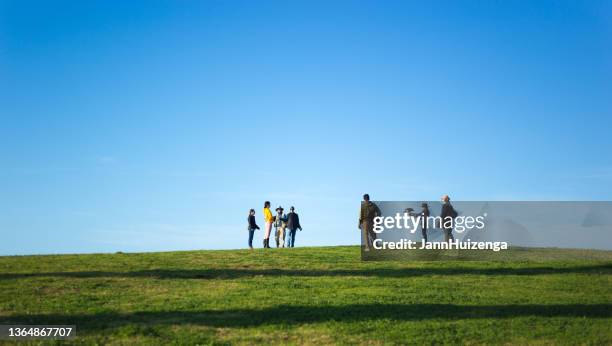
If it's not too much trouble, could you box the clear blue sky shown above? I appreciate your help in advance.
[1,0,611,255]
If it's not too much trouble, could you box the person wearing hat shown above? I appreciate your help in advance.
[274,206,288,248]
[285,206,302,248]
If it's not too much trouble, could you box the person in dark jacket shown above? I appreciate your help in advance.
[247,209,260,249]
[419,203,430,242]
[359,194,381,251]
[440,195,457,242]
[285,206,302,248]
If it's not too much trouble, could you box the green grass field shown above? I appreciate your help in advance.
[1,246,611,345]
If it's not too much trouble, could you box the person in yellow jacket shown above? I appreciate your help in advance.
[263,201,274,248]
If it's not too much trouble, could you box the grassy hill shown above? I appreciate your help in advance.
[1,246,611,345]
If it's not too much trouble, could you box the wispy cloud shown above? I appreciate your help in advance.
[96,156,117,165]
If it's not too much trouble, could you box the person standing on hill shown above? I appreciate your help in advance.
[247,209,260,250]
[285,206,302,248]
[419,203,430,242]
[359,194,381,251]
[440,195,457,242]
[263,201,274,248]
[274,206,288,248]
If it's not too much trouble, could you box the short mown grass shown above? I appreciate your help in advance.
[1,246,611,345]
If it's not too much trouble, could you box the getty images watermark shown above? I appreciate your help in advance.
[361,201,612,260]
[370,210,506,251]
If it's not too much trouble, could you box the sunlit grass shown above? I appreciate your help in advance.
[0,246,611,344]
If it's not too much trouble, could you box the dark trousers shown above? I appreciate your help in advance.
[248,229,255,247]
[286,229,297,247]
[421,227,428,242]
[444,228,454,242]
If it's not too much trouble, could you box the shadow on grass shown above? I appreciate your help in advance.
[1,264,611,280]
[1,304,610,330]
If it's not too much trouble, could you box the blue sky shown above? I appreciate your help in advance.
[1,0,611,255]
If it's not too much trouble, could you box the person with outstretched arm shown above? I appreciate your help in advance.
[285,206,302,248]
[406,203,430,243]
[420,203,430,242]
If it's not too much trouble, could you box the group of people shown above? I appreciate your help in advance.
[247,193,458,251]
[247,201,302,249]
[359,193,458,251]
